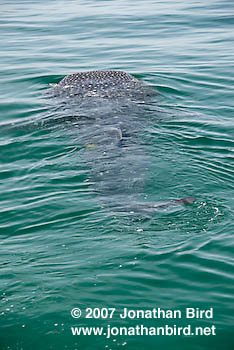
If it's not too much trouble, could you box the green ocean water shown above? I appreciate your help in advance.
[0,1,234,349]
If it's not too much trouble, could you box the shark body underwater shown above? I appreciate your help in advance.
[45,70,196,212]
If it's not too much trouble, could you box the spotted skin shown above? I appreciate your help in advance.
[52,70,155,100]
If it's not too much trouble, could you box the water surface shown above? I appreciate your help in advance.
[0,1,234,349]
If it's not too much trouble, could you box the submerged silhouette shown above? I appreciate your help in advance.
[48,70,196,213]
[5,70,195,213]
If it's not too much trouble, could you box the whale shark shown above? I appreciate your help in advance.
[4,70,195,213]
[46,70,196,212]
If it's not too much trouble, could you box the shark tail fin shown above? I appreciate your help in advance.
[173,196,196,205]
